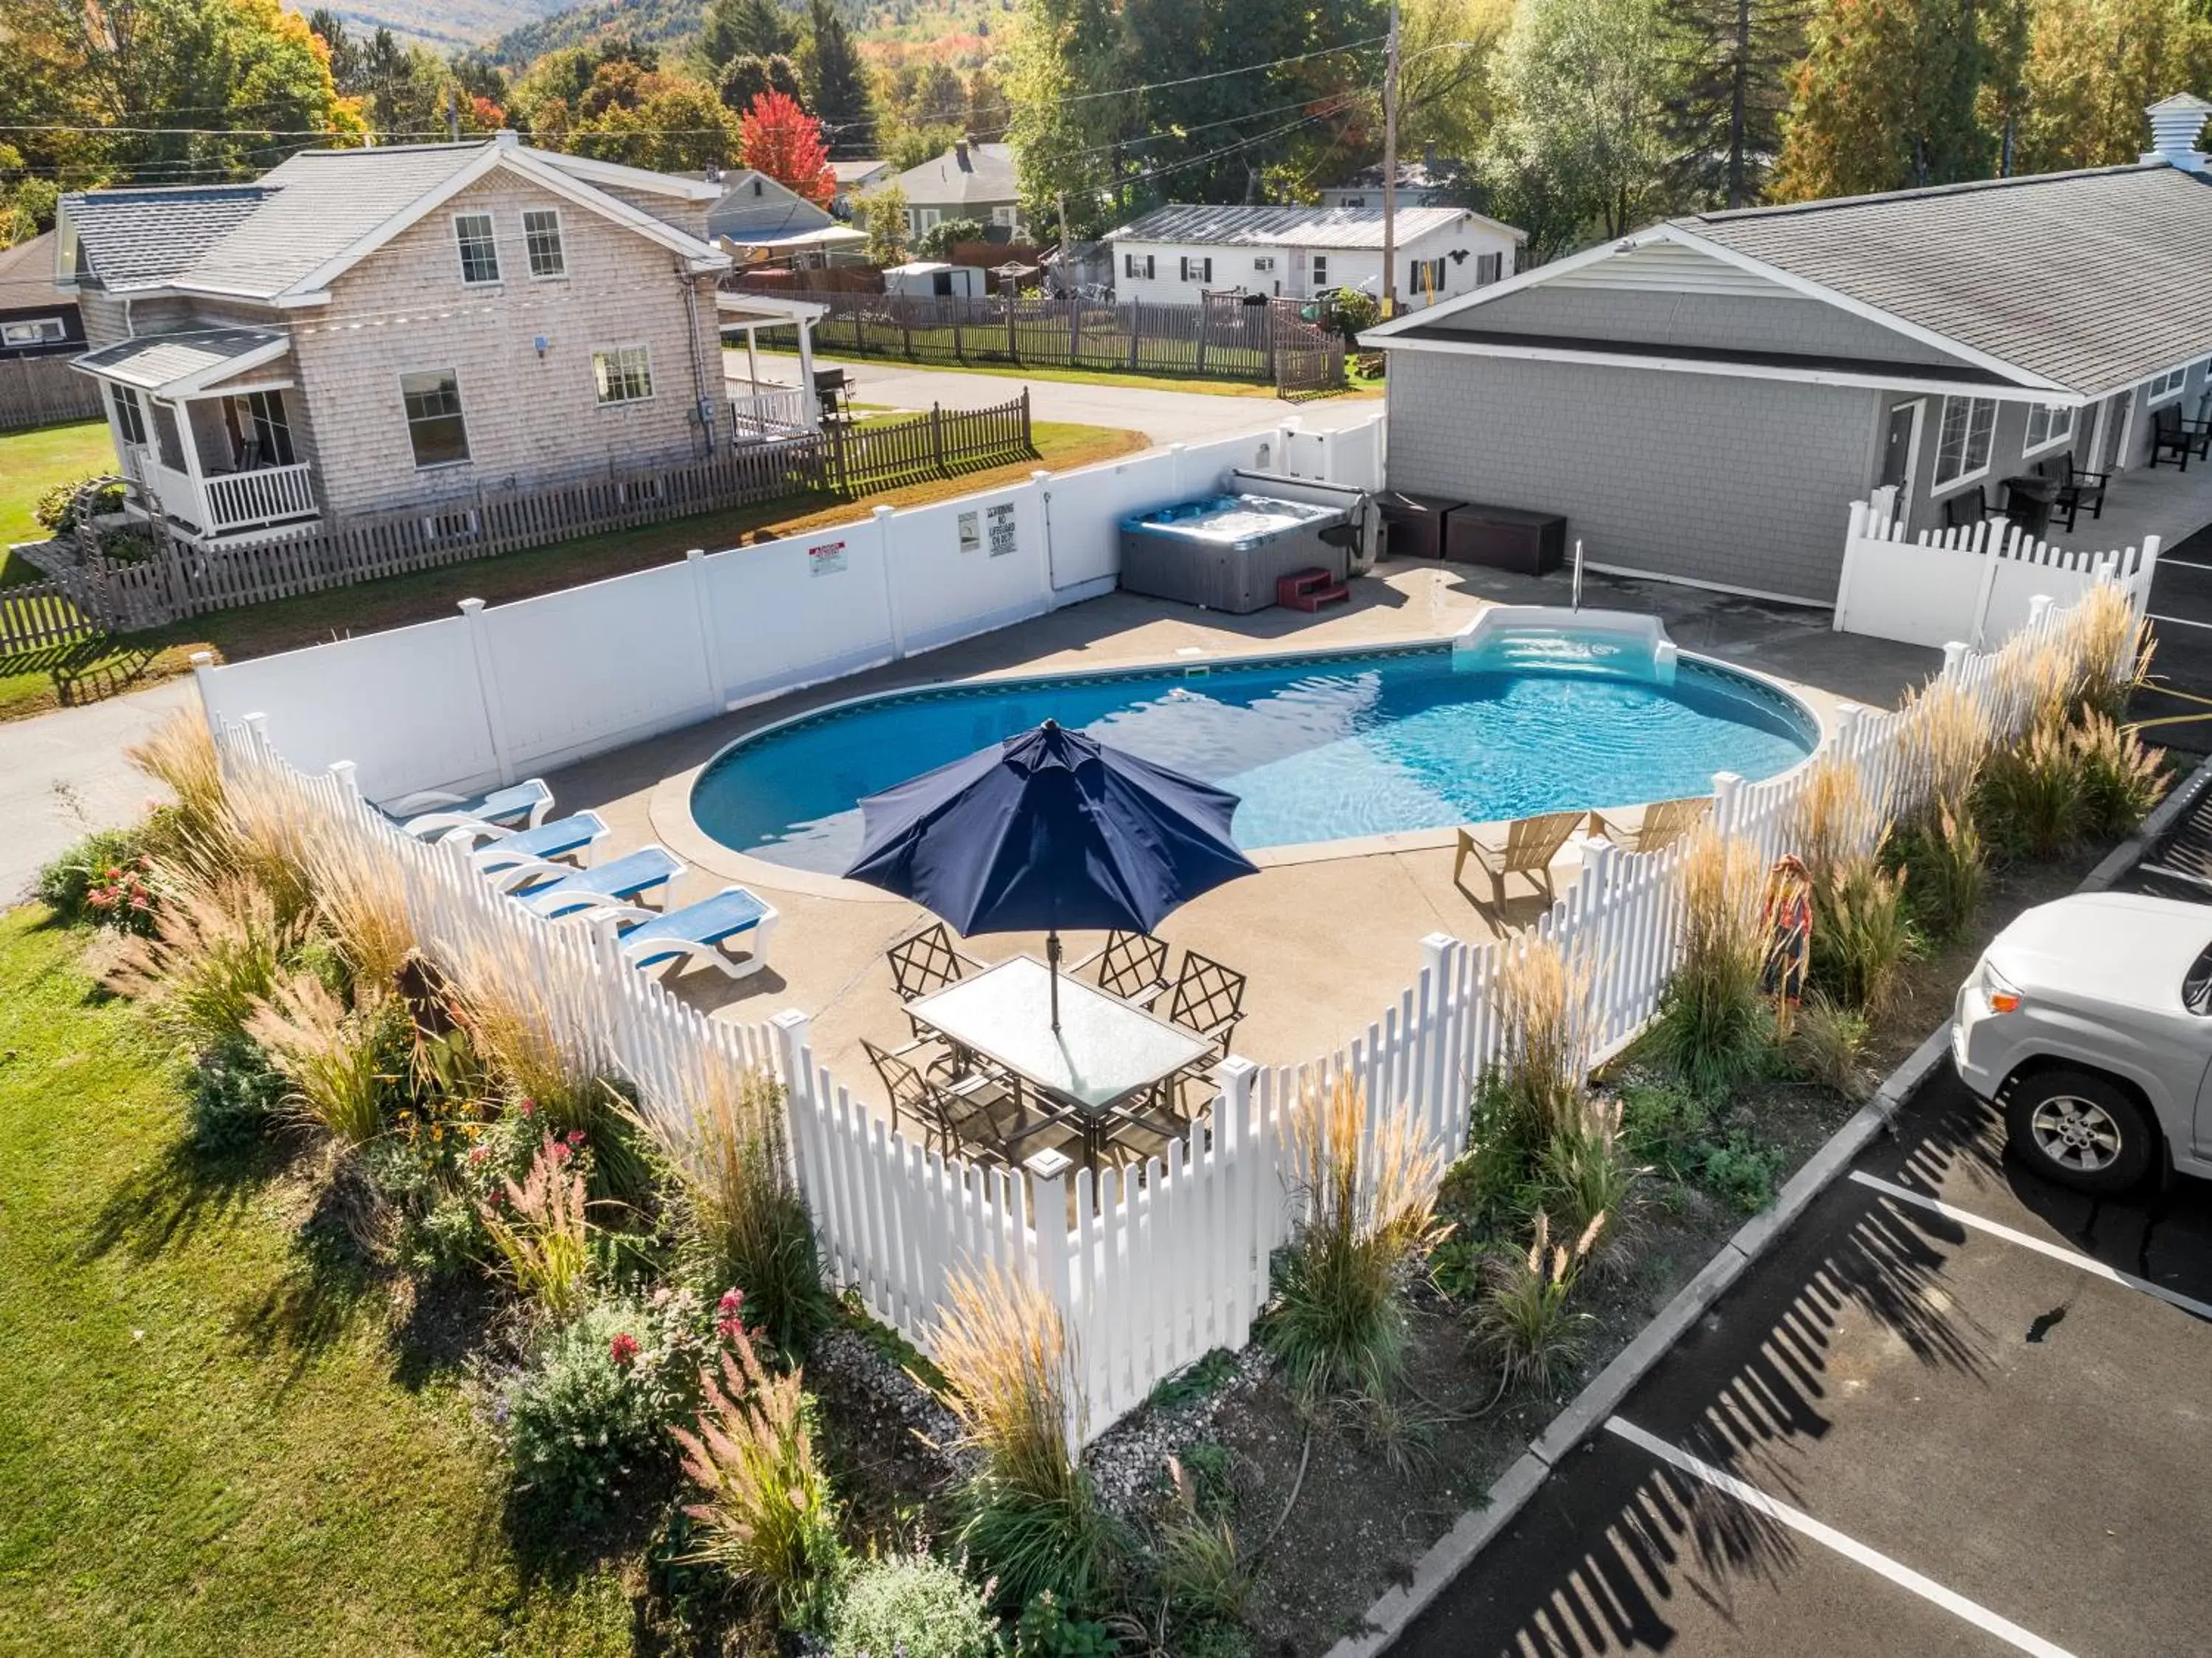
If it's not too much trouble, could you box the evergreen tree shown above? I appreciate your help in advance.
[1663,0,1808,207]
[718,53,807,114]
[1770,0,1990,199]
[2015,0,2212,173]
[800,0,874,156]
[702,0,799,69]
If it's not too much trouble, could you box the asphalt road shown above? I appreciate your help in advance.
[1396,1069,2212,1658]
[2136,524,2212,754]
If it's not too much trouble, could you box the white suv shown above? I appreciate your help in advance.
[1953,891,2212,1193]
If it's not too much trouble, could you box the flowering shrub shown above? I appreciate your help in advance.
[498,1290,717,1522]
[831,1553,998,1658]
[38,825,157,932]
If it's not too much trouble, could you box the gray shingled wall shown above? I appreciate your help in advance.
[1385,350,1880,601]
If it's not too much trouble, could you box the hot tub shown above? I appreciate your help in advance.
[1118,493,1352,614]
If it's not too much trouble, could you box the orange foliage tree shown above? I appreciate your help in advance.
[740,90,835,207]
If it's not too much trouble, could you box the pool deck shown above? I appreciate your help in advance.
[544,559,1938,1095]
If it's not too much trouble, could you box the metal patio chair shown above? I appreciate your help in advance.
[885,921,987,1043]
[861,1036,1020,1164]
[1073,930,1171,1007]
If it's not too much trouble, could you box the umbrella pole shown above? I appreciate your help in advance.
[1046,929,1062,1032]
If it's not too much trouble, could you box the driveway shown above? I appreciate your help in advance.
[771,353,1386,446]
[2138,521,2212,753]
[1394,1071,2212,1658]
[0,678,195,901]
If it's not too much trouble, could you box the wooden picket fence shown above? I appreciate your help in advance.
[212,580,2109,1444]
[823,394,1032,496]
[779,289,1345,392]
[0,575,98,657]
[0,354,104,432]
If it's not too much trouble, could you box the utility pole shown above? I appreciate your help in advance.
[446,88,460,142]
[1381,0,1400,319]
[1060,190,1078,361]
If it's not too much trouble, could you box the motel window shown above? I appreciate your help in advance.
[1933,394,1997,490]
[2023,401,2075,457]
[401,369,470,468]
[108,381,147,447]
[522,209,566,278]
[1,316,66,348]
[2146,364,2190,405]
[592,346,653,405]
[453,212,500,285]
[1180,255,1213,283]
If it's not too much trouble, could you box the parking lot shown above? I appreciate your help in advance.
[2136,525,2212,753]
[1396,1069,2212,1657]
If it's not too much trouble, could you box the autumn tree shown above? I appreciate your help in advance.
[1007,0,1128,232]
[2014,0,2212,172]
[740,89,835,205]
[1770,0,1990,198]
[861,178,911,263]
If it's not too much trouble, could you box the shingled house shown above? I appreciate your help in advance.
[1362,95,2212,603]
[58,135,756,544]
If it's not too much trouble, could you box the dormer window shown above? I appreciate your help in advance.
[454,212,500,285]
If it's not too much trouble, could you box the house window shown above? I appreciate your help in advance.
[1933,394,1997,490]
[1252,255,1275,273]
[401,369,470,468]
[1312,255,1329,287]
[243,390,296,466]
[108,382,147,447]
[2023,401,2075,457]
[1339,195,1366,208]
[1476,252,1502,285]
[990,205,1015,227]
[1,316,66,348]
[1179,255,1213,283]
[150,400,186,473]
[453,212,500,285]
[915,207,942,232]
[592,347,653,405]
[2146,364,2190,405]
[1408,257,1445,296]
[1124,252,1155,280]
[522,209,566,279]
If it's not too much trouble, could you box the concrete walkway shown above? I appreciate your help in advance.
[733,350,1386,446]
[0,676,195,901]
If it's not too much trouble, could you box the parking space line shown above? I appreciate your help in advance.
[1604,1417,2079,1658]
[2148,611,2212,631]
[1849,1172,2212,1321]
[2153,556,2212,573]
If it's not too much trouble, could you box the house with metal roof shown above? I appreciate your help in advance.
[1105,203,1523,308]
[1360,95,2212,603]
[55,135,822,547]
[1318,146,1468,211]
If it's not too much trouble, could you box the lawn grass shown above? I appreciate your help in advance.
[749,342,1289,400]
[1,419,117,582]
[0,908,633,1655]
[0,420,1144,724]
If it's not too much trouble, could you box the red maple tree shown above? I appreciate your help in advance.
[739,91,835,208]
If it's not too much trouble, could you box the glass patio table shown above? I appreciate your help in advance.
[905,955,1215,1170]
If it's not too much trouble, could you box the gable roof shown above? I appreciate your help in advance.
[60,186,276,292]
[1365,160,2212,400]
[60,138,728,308]
[75,325,289,395]
[703,168,836,238]
[887,142,1018,208]
[0,230,75,312]
[1107,202,1519,249]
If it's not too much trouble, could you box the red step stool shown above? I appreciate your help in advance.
[1276,566,1350,613]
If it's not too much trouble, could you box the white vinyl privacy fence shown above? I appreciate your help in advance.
[215,580,2101,1446]
[194,414,1382,805]
[1832,497,2160,650]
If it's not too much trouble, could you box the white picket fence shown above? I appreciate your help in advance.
[216,586,2097,1446]
[1832,497,2160,650]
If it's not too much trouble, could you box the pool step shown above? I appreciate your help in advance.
[1276,567,1350,613]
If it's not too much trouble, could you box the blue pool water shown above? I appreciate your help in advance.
[689,644,1818,873]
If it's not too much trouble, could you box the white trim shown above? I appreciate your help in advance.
[1,316,68,347]
[1928,392,1998,493]
[2020,399,2076,459]
[533,148,725,202]
[451,209,502,287]
[1361,221,2068,395]
[1346,328,2054,403]
[399,365,472,471]
[521,206,568,280]
[590,344,655,406]
[2145,362,2191,406]
[72,330,292,398]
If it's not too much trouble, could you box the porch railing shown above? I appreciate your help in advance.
[728,385,814,443]
[202,462,319,533]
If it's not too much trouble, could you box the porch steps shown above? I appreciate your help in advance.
[1277,566,1350,612]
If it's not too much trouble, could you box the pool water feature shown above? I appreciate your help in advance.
[689,642,1818,875]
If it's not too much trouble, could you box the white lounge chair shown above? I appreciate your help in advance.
[508,846,684,916]
[384,778,553,839]
[578,887,780,979]
[467,812,608,880]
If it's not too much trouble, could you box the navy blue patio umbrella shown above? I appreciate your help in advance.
[844,720,1260,1028]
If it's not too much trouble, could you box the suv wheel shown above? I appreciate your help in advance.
[2004,1069,2157,1195]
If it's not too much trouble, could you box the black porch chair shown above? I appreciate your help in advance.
[2151,406,2202,471]
[2039,452,2110,534]
[884,921,987,1043]
[1941,486,1992,530]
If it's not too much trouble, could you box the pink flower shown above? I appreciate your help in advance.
[129,895,149,911]
[608,1332,639,1369]
[468,1145,490,1165]
[564,1128,585,1147]
[714,1288,749,1344]
[549,1141,572,1164]
[518,1099,536,1118]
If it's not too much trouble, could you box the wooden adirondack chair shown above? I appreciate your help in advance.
[1588,794,1712,856]
[1453,808,1586,912]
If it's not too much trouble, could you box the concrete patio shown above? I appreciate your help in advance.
[542,558,1938,1108]
[2051,450,2212,558]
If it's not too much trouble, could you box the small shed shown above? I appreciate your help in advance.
[884,261,984,299]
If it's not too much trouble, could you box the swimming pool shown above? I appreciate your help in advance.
[688,640,1819,875]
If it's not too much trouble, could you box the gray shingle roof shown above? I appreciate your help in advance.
[1676,164,2212,398]
[1107,203,1472,250]
[181,143,488,299]
[0,230,72,308]
[888,142,1018,209]
[74,326,287,393]
[62,186,275,291]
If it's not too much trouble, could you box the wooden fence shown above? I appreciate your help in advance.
[0,574,98,656]
[824,394,1032,496]
[778,290,1346,392]
[213,578,2113,1445]
[0,354,103,432]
